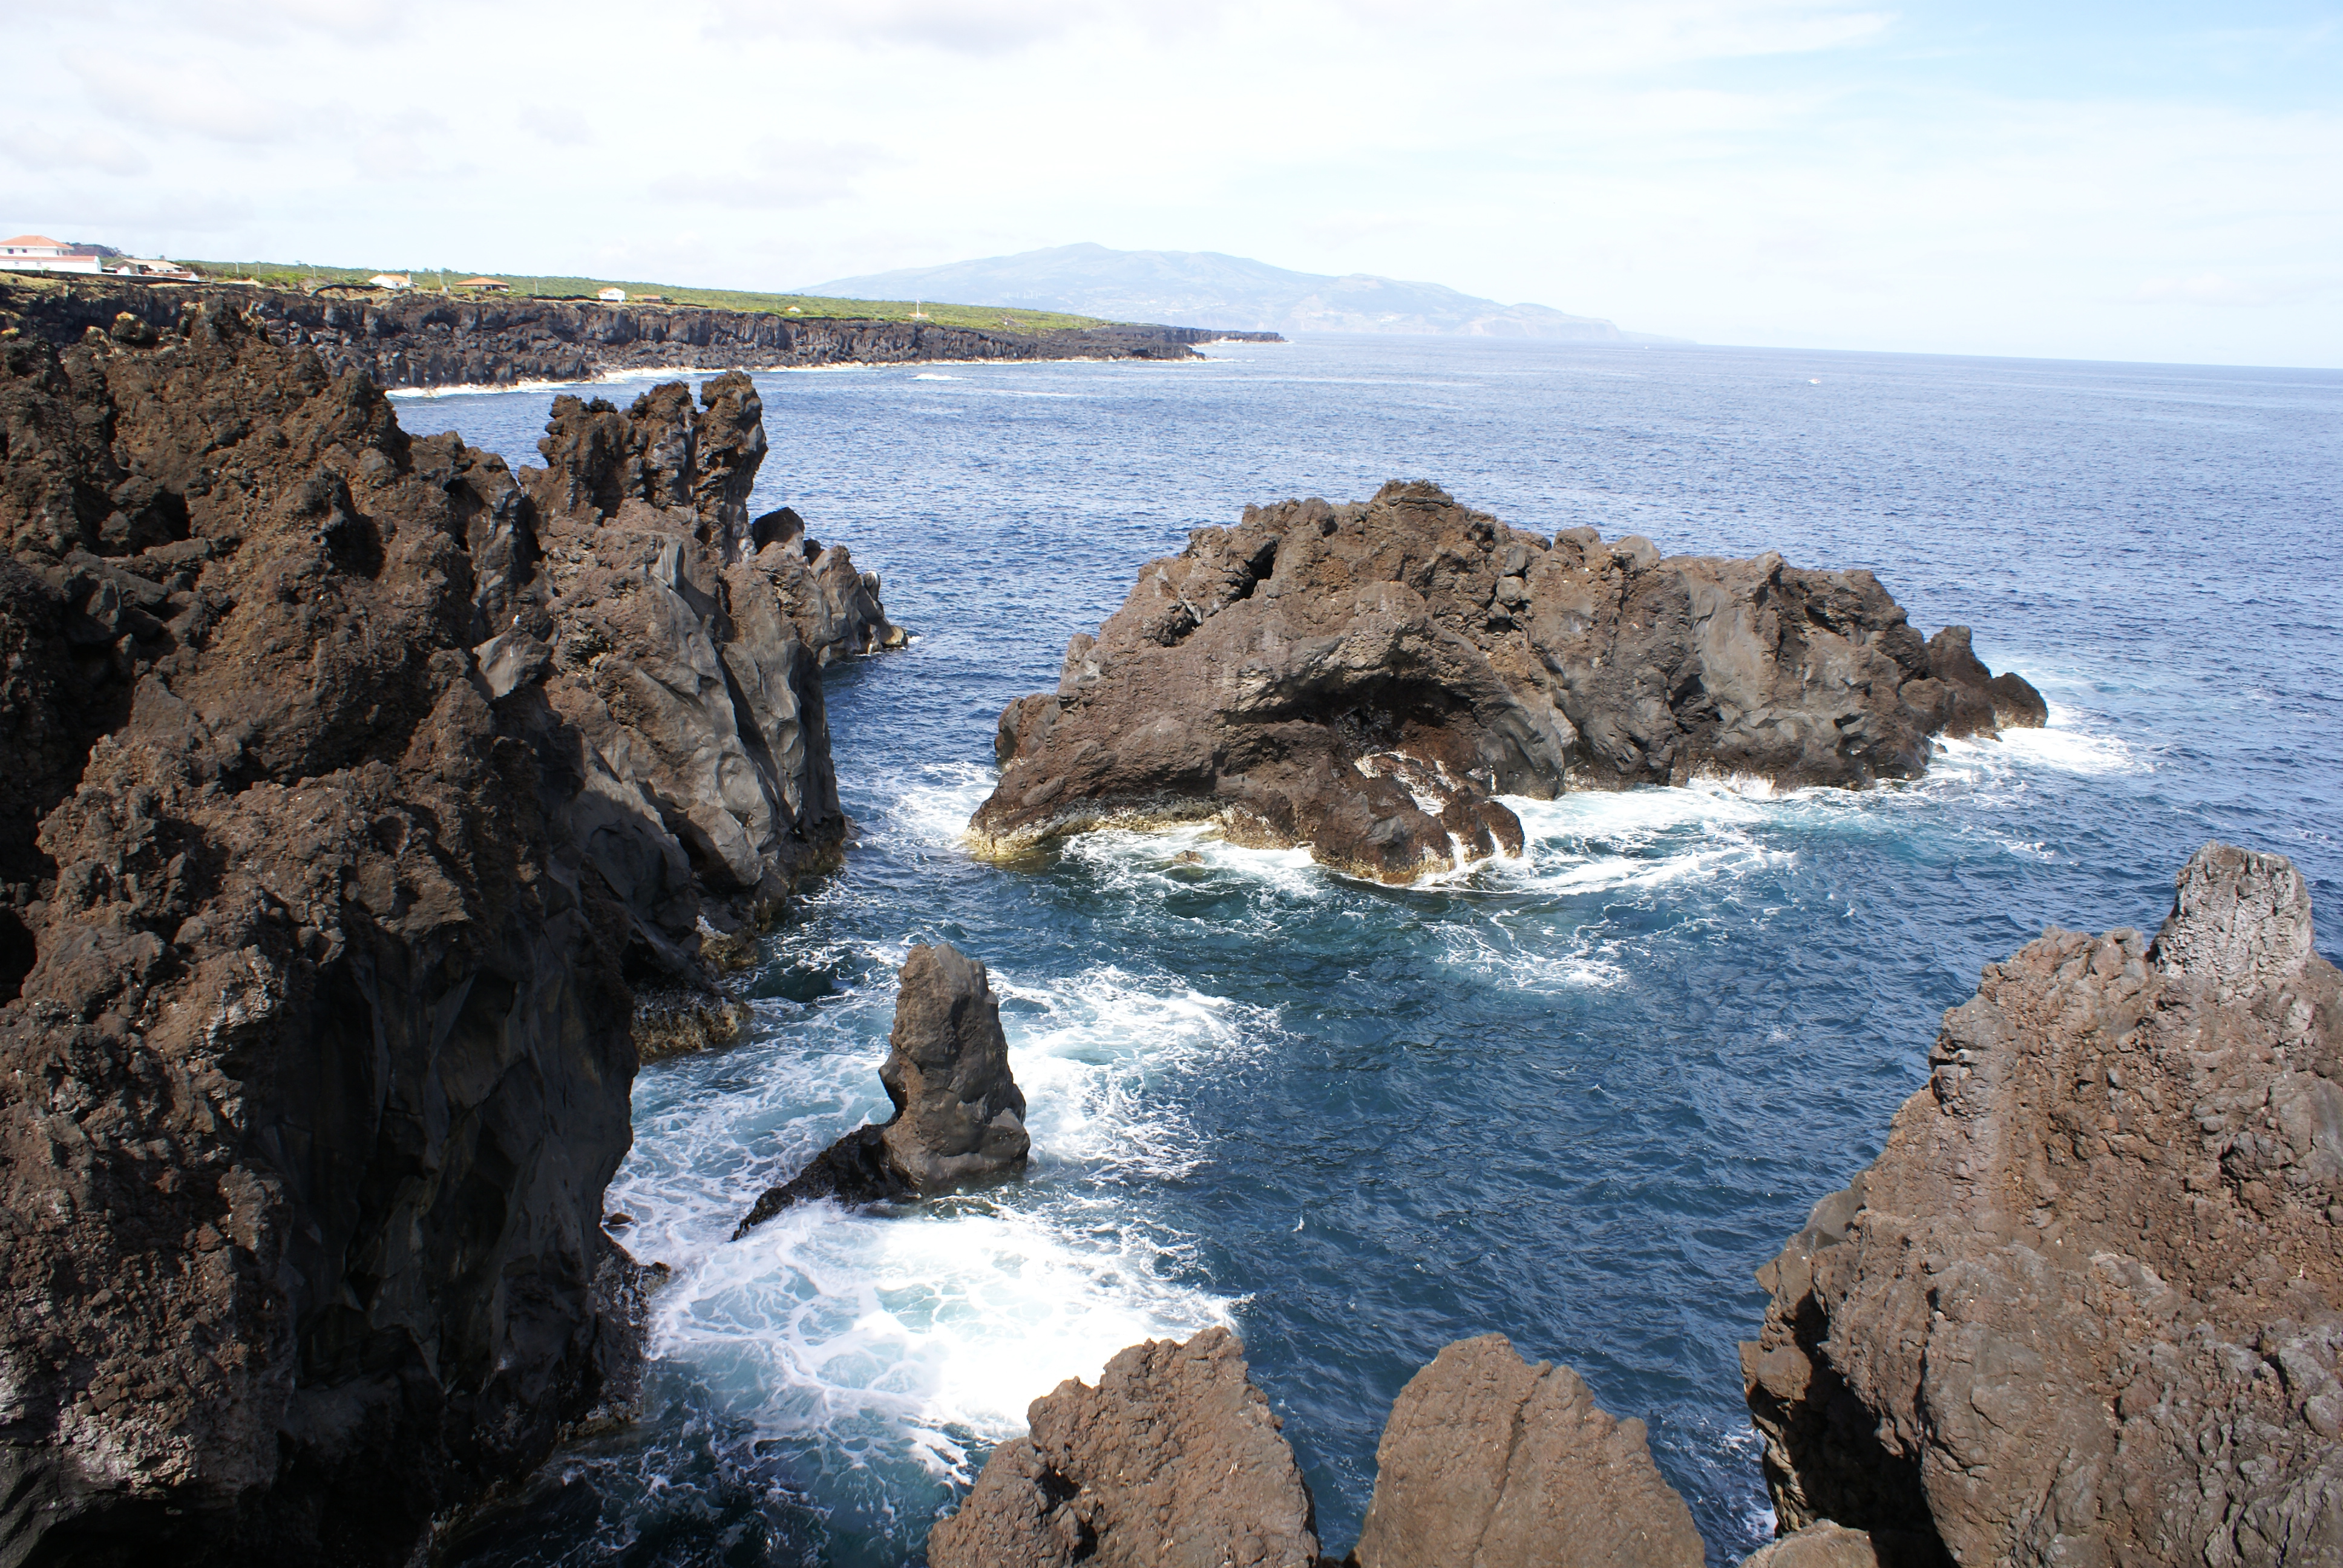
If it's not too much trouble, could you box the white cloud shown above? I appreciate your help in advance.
[4,0,2336,364]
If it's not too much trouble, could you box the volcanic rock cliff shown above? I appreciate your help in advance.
[970,481,2042,883]
[1743,843,2343,1565]
[0,304,894,1562]
[1,278,1278,391]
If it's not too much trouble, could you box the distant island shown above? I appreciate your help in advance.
[805,242,1680,342]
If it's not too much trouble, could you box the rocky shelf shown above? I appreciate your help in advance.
[0,276,1285,391]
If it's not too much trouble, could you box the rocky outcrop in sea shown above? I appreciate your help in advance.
[0,302,894,1561]
[1743,842,2343,1564]
[928,1327,1320,1568]
[735,942,1028,1234]
[930,844,2338,1567]
[969,480,2042,882]
[0,277,1283,391]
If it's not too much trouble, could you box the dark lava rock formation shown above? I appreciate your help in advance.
[0,302,891,1561]
[971,481,2042,882]
[1,276,1281,390]
[1743,843,2342,1566]
[1350,1334,1705,1568]
[927,1327,1320,1568]
[735,942,1027,1235]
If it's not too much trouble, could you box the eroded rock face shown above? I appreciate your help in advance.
[927,1327,1319,1568]
[0,310,644,1562]
[970,482,2039,882]
[735,942,1027,1234]
[1743,843,2343,1567]
[471,374,903,979]
[1351,1333,1705,1568]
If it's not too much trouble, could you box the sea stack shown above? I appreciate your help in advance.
[969,480,2042,883]
[735,942,1029,1235]
[1743,843,2343,1564]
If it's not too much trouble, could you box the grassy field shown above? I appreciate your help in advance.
[168,261,1112,331]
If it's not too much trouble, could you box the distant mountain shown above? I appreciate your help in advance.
[803,244,1670,341]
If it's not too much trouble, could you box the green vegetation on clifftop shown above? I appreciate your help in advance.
[169,261,1115,330]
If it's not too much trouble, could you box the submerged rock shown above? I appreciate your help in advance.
[735,942,1027,1235]
[0,308,647,1561]
[1351,1334,1705,1568]
[927,1327,1320,1568]
[1742,843,2343,1566]
[969,481,2039,882]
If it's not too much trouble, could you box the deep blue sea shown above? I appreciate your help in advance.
[405,336,2343,1567]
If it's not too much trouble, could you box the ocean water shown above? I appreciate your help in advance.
[409,336,2343,1567]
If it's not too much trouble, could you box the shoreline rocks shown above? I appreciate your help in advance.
[735,942,1028,1235]
[0,305,646,1561]
[1742,843,2342,1565]
[971,481,2041,882]
[928,1327,1321,1568]
[0,300,899,1560]
[1351,1334,1705,1568]
[1,276,1285,391]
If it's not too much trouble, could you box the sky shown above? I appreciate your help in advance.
[4,0,2339,365]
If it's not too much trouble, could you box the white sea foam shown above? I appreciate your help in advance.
[608,952,1256,1483]
[660,1200,1230,1478]
[911,373,960,381]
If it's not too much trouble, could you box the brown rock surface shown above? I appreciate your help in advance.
[0,306,647,1562]
[969,481,2039,882]
[0,305,898,1560]
[735,942,1027,1233]
[1738,1522,1940,1568]
[1351,1333,1705,1568]
[1743,843,2343,1566]
[927,1326,1320,1568]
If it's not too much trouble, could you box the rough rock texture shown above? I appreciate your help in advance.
[735,943,1027,1235]
[508,374,902,973]
[1739,1522,1941,1568]
[971,482,2040,882]
[2,277,1281,390]
[1350,1333,1705,1568]
[1743,843,2343,1567]
[0,306,649,1562]
[927,1327,1319,1568]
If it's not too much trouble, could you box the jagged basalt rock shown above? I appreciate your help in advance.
[1350,1333,1705,1568]
[970,481,2040,883]
[1742,843,2343,1567]
[0,308,647,1563]
[735,943,1027,1235]
[0,303,897,1562]
[927,1326,1319,1568]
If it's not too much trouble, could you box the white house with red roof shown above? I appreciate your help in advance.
[0,235,110,273]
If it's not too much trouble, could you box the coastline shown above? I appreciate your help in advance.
[0,276,1284,391]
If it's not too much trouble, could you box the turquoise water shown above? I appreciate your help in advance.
[413,336,2343,1566]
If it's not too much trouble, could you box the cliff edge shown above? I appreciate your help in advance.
[0,304,894,1561]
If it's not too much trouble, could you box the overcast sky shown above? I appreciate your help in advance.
[6,0,2338,365]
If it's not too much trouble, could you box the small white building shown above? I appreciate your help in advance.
[370,273,413,290]
[597,287,626,302]
[0,235,108,274]
[109,258,195,279]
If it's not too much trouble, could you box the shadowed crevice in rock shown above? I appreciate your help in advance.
[1743,841,2343,1567]
[734,942,1028,1236]
[970,480,2041,883]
